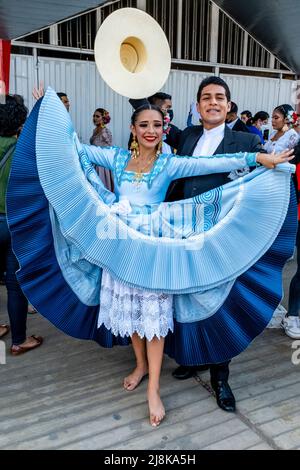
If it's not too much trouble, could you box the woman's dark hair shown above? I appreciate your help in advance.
[131,104,164,125]
[247,111,269,126]
[94,107,111,125]
[274,103,294,118]
[95,107,108,116]
[197,76,231,102]
[11,94,25,105]
[57,92,68,99]
[0,95,28,137]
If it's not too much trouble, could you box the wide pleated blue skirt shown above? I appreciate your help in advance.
[6,98,298,364]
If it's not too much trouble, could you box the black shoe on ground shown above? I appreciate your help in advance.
[172,364,210,380]
[211,380,236,412]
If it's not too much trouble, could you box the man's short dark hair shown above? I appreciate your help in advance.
[197,76,231,102]
[0,95,28,137]
[241,110,252,119]
[252,111,269,122]
[229,101,238,114]
[148,92,172,106]
[57,92,68,99]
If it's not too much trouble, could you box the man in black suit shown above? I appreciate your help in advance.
[165,76,263,412]
[226,101,250,133]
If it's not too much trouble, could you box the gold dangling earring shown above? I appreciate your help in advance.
[156,140,162,157]
[130,136,139,159]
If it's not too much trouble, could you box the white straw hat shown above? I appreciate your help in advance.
[94,8,171,98]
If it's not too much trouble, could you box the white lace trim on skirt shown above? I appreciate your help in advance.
[98,271,174,340]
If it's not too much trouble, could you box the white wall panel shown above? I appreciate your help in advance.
[278,78,296,106]
[10,55,132,146]
[34,57,132,145]
[163,70,209,129]
[10,54,297,148]
[9,55,36,111]
[220,73,295,117]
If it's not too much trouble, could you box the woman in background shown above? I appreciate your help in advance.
[247,111,269,144]
[0,95,43,354]
[264,104,299,327]
[90,108,114,191]
[264,104,299,153]
[282,143,300,339]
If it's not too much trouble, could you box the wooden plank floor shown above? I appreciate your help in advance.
[0,257,299,450]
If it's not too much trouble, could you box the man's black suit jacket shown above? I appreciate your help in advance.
[232,118,250,133]
[165,125,263,202]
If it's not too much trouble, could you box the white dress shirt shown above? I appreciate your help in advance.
[226,118,238,130]
[193,123,225,157]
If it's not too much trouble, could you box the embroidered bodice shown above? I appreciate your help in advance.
[89,127,112,147]
[264,129,299,154]
[82,144,257,205]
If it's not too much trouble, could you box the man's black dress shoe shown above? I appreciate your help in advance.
[172,364,210,380]
[211,380,236,412]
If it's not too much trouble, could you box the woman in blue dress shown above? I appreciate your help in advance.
[7,89,296,427]
[84,103,293,426]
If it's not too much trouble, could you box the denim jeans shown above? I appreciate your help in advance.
[0,214,28,344]
[288,224,300,317]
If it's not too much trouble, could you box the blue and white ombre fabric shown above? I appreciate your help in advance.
[6,88,297,364]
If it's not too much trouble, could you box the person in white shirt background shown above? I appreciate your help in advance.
[264,104,299,153]
[264,104,300,330]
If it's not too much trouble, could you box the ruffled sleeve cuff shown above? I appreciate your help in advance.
[246,152,258,167]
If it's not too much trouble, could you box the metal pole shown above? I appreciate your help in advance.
[176,0,183,60]
[269,54,275,69]
[49,25,58,46]
[277,73,282,105]
[32,47,39,87]
[96,7,102,30]
[210,3,219,63]
[136,0,146,10]
[242,32,248,66]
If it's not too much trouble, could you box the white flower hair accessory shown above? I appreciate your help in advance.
[286,109,298,128]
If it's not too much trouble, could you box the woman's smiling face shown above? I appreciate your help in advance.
[131,109,163,150]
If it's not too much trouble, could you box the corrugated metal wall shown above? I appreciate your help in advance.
[10,54,296,147]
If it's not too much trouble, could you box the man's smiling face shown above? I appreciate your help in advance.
[197,84,231,130]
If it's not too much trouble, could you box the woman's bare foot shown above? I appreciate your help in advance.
[123,365,148,391]
[148,388,165,427]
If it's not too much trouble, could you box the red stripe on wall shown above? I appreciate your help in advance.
[0,39,11,98]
